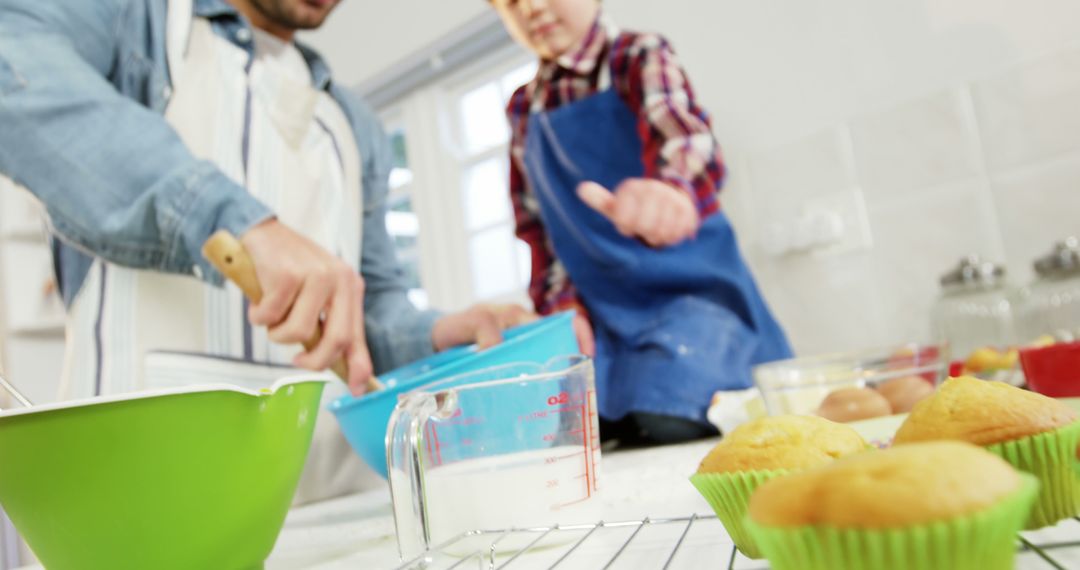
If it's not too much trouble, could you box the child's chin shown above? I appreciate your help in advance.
[536,40,570,60]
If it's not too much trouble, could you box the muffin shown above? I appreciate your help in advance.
[747,441,1038,570]
[894,376,1080,528]
[690,415,867,558]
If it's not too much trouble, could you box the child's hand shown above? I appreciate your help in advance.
[577,180,699,247]
[572,313,596,358]
[431,303,537,352]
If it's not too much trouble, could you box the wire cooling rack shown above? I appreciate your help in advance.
[1018,519,1080,570]
[394,514,1080,570]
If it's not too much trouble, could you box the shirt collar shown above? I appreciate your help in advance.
[192,0,334,90]
[194,0,238,19]
[552,12,610,76]
[295,42,333,90]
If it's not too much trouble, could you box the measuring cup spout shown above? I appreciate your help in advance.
[432,391,459,420]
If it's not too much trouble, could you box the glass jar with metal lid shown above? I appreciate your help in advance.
[931,255,1017,359]
[1016,237,1080,342]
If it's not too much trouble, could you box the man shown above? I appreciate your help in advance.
[0,0,529,501]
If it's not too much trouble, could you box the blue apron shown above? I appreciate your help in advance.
[521,55,792,425]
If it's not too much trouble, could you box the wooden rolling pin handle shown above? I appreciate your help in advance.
[203,230,265,304]
[202,230,367,390]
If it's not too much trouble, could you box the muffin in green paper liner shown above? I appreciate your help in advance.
[986,419,1080,529]
[690,469,784,559]
[894,376,1080,528]
[746,441,1039,570]
[690,415,868,559]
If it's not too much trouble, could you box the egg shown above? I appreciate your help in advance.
[876,375,935,413]
[816,387,892,423]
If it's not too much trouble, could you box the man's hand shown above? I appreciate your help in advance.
[431,304,537,352]
[577,179,698,248]
[240,220,374,394]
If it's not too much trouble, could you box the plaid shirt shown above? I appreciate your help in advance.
[506,15,725,317]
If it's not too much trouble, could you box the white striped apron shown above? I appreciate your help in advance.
[60,0,375,503]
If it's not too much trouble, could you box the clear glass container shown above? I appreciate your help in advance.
[931,255,1017,359]
[1016,237,1080,343]
[753,344,948,417]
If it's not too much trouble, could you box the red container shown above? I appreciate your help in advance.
[1019,341,1080,398]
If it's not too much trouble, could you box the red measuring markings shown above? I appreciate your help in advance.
[547,392,570,406]
[425,422,443,466]
[443,409,484,427]
[542,427,587,443]
[518,410,549,422]
[552,397,598,510]
[544,450,586,465]
[552,401,596,507]
[546,391,588,406]
[587,389,599,492]
[540,406,583,415]
[580,397,590,499]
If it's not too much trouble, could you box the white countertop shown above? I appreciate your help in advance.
[268,440,730,569]
[264,440,1080,569]
[17,438,1080,569]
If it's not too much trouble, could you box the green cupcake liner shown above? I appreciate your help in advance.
[689,469,787,559]
[986,419,1080,529]
[746,475,1038,570]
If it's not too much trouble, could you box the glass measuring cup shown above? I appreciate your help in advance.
[388,356,601,560]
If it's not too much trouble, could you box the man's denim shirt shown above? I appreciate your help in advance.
[0,0,438,372]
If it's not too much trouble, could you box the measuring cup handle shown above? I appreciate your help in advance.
[387,393,438,560]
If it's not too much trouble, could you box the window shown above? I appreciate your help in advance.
[452,60,538,303]
[370,46,539,312]
[382,116,429,310]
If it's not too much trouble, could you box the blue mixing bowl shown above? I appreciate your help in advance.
[328,311,579,477]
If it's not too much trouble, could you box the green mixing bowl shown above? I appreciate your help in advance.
[0,377,326,570]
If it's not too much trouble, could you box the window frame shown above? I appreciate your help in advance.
[375,44,538,310]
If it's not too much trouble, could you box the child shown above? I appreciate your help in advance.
[490,0,792,445]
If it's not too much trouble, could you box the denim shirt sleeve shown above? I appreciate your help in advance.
[330,85,441,374]
[0,0,272,284]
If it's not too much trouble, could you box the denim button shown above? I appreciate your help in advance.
[235,28,252,43]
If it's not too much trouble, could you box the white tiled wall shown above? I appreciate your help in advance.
[849,89,982,199]
[991,151,1080,283]
[972,48,1080,171]
[734,59,1080,356]
[606,2,1080,357]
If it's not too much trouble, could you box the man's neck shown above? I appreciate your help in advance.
[226,0,294,42]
